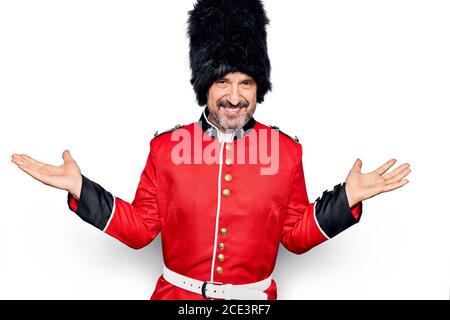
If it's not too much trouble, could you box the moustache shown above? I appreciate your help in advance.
[217,99,249,109]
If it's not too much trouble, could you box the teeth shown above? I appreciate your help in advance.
[225,107,240,114]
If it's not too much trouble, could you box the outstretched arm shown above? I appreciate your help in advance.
[281,146,411,254]
[281,153,363,254]
[11,150,82,199]
[345,159,410,207]
[11,147,161,249]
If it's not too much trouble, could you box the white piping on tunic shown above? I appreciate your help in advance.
[312,202,330,240]
[102,196,116,232]
[210,141,225,282]
[205,110,236,282]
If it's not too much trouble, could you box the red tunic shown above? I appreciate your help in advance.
[68,108,362,300]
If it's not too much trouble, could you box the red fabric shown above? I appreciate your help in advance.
[69,194,78,212]
[102,122,333,300]
[351,202,362,220]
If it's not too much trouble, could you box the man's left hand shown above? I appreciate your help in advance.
[345,159,411,208]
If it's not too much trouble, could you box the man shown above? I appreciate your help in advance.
[11,0,410,300]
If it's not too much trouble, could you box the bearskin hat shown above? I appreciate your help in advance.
[187,0,272,106]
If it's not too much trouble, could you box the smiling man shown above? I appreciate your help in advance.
[11,0,410,300]
[207,73,257,131]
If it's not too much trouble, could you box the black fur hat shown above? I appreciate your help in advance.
[187,0,272,106]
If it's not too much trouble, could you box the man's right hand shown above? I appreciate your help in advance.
[11,150,82,200]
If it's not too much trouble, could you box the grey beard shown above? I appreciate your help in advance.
[211,109,251,131]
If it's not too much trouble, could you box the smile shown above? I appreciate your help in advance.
[223,107,242,115]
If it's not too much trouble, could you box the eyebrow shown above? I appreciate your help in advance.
[216,77,255,83]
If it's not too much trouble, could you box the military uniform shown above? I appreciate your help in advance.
[68,107,362,300]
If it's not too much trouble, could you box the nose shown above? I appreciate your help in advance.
[228,84,241,106]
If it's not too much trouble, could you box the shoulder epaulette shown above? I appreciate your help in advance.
[270,125,300,144]
[154,124,184,138]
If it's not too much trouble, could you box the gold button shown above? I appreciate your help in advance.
[216,266,223,274]
[224,174,232,182]
[225,144,232,152]
[220,228,228,236]
[219,243,225,250]
[222,189,231,197]
[225,159,233,166]
[218,254,225,262]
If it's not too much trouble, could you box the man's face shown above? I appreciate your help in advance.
[206,72,257,131]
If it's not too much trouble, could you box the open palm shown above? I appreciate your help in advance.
[11,150,82,199]
[345,159,411,207]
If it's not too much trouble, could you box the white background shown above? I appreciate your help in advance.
[0,0,448,299]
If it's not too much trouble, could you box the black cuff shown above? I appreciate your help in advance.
[314,182,362,238]
[66,174,114,230]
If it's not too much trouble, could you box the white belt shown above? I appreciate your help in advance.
[162,264,272,300]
